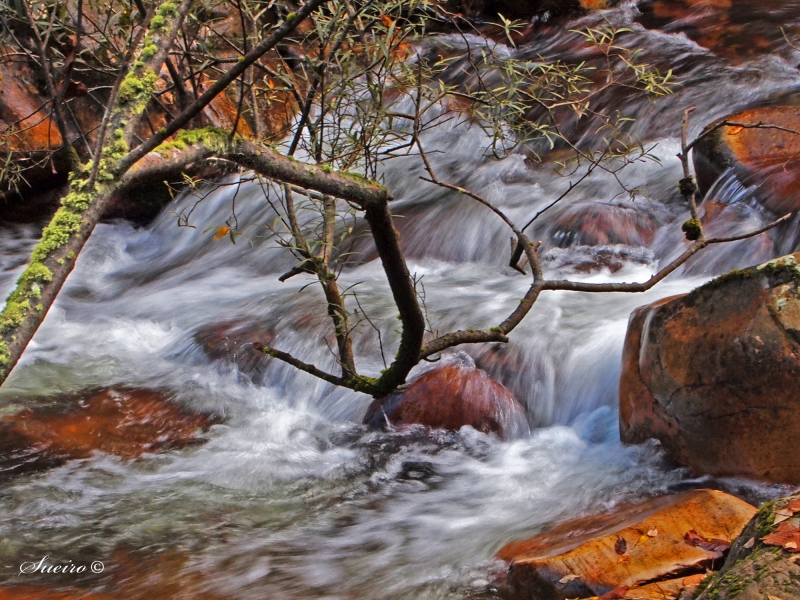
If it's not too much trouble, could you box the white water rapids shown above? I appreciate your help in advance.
[1,2,799,597]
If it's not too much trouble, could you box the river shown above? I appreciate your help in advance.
[0,1,797,597]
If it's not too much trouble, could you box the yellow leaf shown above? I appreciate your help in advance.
[213,226,230,240]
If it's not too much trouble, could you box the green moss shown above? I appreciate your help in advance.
[0,262,53,333]
[286,11,297,20]
[156,126,231,155]
[0,340,9,369]
[117,67,158,114]
[62,191,93,212]
[682,218,703,241]
[151,14,166,29]
[157,2,178,16]
[490,327,503,333]
[31,210,82,262]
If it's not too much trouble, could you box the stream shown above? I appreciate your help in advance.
[1,1,799,598]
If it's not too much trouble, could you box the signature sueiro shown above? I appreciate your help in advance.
[19,556,104,575]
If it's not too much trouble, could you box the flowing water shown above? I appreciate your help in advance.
[1,1,799,597]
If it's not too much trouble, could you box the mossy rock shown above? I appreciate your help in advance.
[696,493,800,600]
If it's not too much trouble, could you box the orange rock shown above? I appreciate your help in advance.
[620,252,800,483]
[0,389,215,476]
[693,105,800,216]
[363,362,529,439]
[503,489,756,600]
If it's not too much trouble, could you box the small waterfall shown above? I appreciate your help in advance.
[1,1,799,597]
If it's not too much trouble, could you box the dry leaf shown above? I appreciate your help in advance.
[728,125,744,135]
[743,537,755,549]
[560,574,580,584]
[380,15,394,27]
[647,528,658,537]
[213,226,230,241]
[614,537,627,555]
[599,586,629,600]
[763,521,800,553]
[684,530,730,556]
[637,534,649,545]
[617,555,632,564]
[767,595,785,600]
[785,499,800,513]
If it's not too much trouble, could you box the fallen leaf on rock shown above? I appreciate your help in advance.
[647,528,659,537]
[743,537,755,549]
[763,522,800,553]
[728,126,744,135]
[684,530,730,556]
[774,509,793,525]
[617,555,632,564]
[599,586,629,600]
[767,595,785,600]
[637,534,649,545]
[682,574,706,586]
[614,537,627,555]
[560,574,580,584]
[786,499,800,513]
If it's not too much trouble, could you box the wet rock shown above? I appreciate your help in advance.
[194,318,275,382]
[547,202,662,249]
[363,362,529,439]
[696,493,800,600]
[501,489,756,600]
[619,252,800,484]
[0,549,231,600]
[0,388,215,478]
[0,586,114,600]
[446,0,616,20]
[693,105,800,217]
[636,0,797,63]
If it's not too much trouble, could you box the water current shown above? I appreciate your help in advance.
[1,1,799,597]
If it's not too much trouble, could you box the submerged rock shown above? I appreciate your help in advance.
[619,252,800,484]
[0,388,215,479]
[194,317,275,382]
[696,493,800,600]
[363,361,529,439]
[501,489,756,600]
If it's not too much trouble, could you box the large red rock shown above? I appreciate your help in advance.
[620,252,800,484]
[501,489,756,600]
[693,105,800,218]
[363,362,529,439]
[0,388,215,478]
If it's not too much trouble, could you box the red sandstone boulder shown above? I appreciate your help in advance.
[363,362,529,439]
[501,489,756,600]
[693,105,800,217]
[620,252,800,484]
[0,388,215,478]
